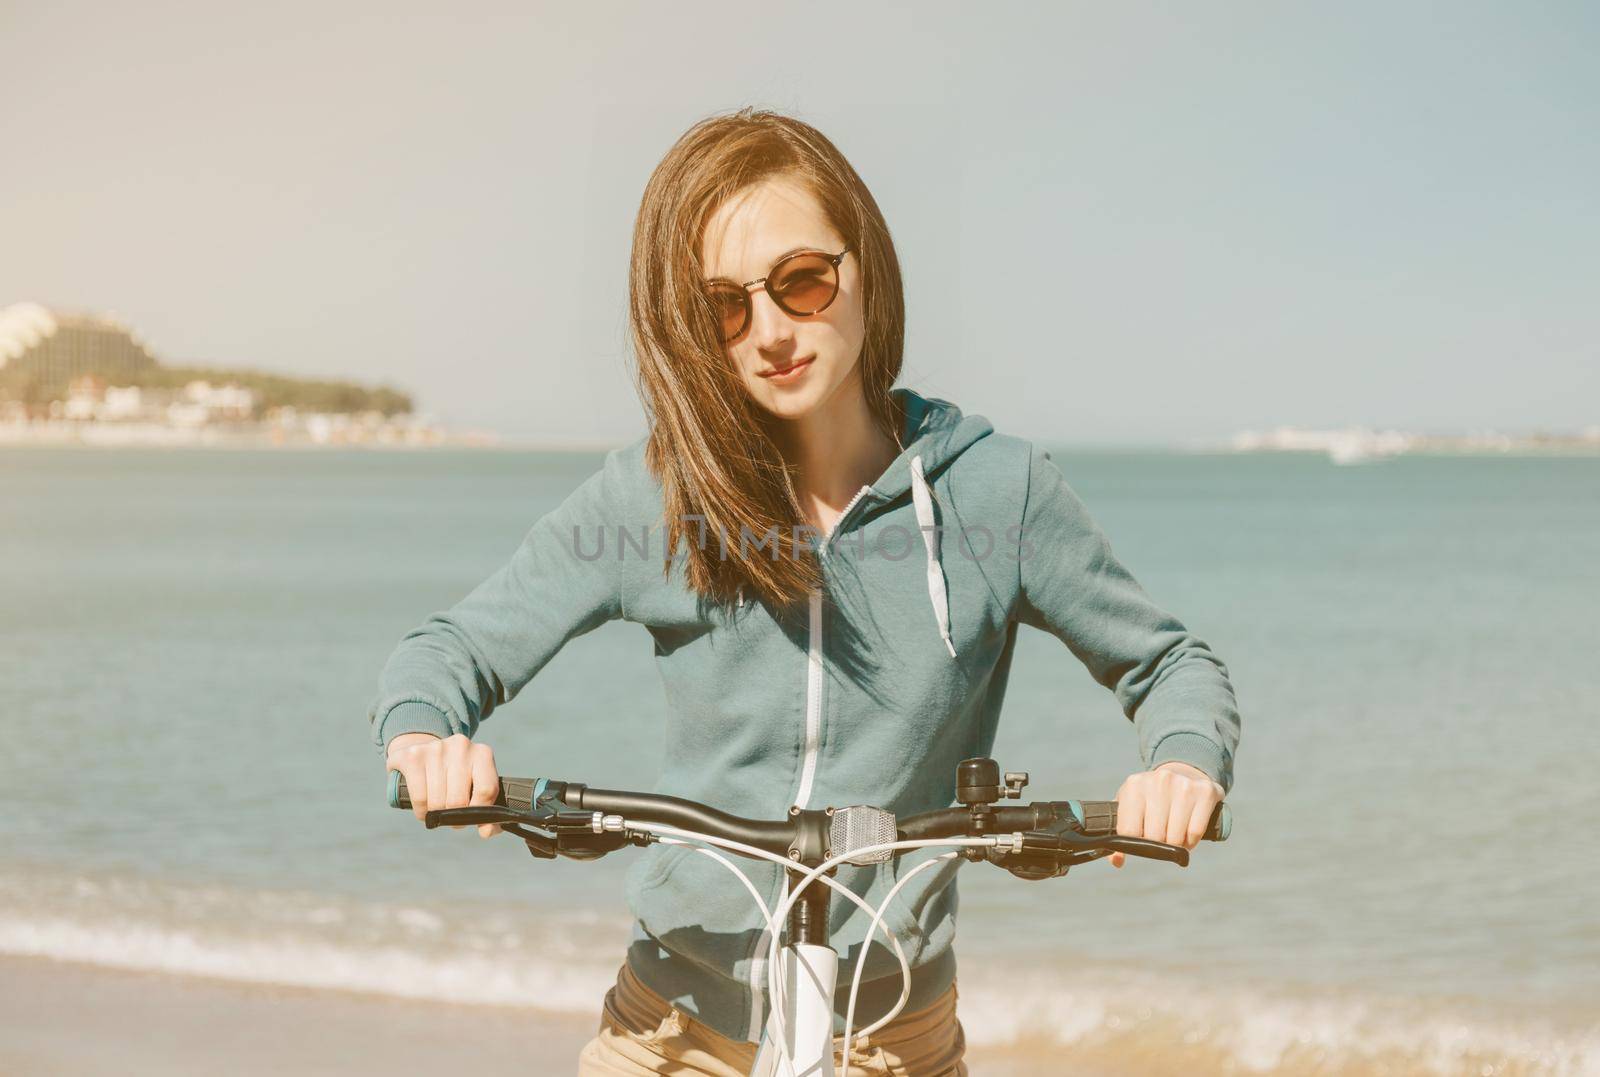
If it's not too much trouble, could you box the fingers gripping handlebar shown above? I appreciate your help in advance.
[1074,798,1232,841]
[385,758,1231,873]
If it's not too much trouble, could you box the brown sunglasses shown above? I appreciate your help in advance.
[703,246,854,343]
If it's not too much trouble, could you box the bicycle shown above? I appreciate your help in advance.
[388,757,1231,1077]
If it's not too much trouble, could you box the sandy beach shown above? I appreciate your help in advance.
[0,955,1072,1077]
[0,953,595,1076]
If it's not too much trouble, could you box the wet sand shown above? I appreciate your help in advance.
[0,954,1063,1076]
[0,953,595,1075]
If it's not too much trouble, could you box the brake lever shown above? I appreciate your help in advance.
[1020,829,1190,867]
[421,807,568,860]
[1087,832,1189,867]
[422,806,533,829]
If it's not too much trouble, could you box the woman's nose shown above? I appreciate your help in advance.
[747,288,796,350]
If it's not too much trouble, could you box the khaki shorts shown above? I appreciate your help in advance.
[577,960,970,1076]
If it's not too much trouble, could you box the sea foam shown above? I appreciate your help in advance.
[2,867,1594,1075]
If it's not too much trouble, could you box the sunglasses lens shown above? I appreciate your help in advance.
[706,285,747,342]
[770,253,839,315]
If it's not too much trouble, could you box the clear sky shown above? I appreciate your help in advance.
[3,2,1595,447]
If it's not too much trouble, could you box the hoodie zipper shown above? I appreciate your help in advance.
[752,482,879,1042]
[792,483,875,811]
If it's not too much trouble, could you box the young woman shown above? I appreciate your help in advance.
[370,108,1241,1076]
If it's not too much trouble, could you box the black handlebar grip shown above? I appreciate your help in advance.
[1071,800,1231,842]
[387,772,542,815]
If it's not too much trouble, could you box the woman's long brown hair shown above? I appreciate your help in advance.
[628,107,906,615]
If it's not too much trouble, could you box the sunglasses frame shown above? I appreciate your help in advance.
[705,245,854,343]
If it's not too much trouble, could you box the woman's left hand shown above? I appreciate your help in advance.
[1109,761,1225,868]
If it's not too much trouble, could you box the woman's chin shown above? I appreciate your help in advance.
[748,385,824,422]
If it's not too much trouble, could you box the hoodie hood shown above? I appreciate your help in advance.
[872,387,995,503]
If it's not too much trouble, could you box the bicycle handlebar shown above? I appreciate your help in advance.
[385,762,1231,873]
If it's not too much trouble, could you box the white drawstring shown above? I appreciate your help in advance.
[910,454,957,659]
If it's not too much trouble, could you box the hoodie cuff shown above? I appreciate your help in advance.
[373,700,457,754]
[1149,731,1233,793]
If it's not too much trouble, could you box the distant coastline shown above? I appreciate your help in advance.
[0,301,483,449]
[0,414,500,450]
[1217,425,1600,464]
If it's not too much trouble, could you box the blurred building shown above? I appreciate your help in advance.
[168,380,258,426]
[0,301,158,402]
[57,374,258,425]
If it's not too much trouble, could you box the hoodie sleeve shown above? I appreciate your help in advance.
[1014,445,1240,791]
[367,455,625,754]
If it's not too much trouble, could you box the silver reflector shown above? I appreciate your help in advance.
[829,805,897,865]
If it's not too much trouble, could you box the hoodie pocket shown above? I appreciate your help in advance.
[627,843,693,897]
[882,861,925,961]
[627,845,788,987]
[834,860,922,982]
[880,850,959,966]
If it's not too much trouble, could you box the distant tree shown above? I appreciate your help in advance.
[0,358,413,417]
[121,366,412,417]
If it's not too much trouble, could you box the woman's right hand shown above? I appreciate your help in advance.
[385,732,503,838]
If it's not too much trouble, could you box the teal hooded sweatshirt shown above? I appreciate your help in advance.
[368,386,1241,1043]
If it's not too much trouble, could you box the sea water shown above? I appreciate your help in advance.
[2,446,1596,1073]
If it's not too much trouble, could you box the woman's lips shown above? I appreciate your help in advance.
[759,357,814,381]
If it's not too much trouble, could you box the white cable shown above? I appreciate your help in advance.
[628,822,921,1051]
[841,851,960,1050]
[760,837,995,1057]
[662,835,786,1041]
[629,822,996,1063]
[763,870,791,1039]
[764,839,991,1057]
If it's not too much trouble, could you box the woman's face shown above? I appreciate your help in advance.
[699,177,867,422]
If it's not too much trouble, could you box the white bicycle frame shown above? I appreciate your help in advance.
[635,823,1002,1077]
[749,941,840,1077]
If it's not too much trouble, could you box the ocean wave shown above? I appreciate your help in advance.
[1,867,1594,1075]
[0,867,627,1012]
[954,966,1600,1075]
